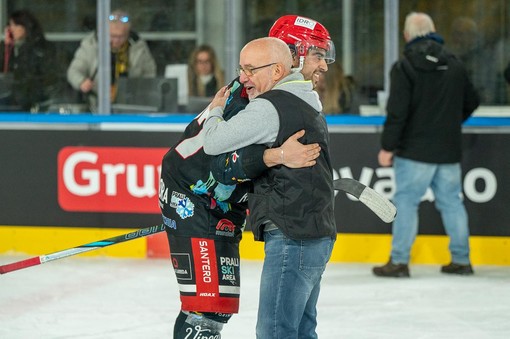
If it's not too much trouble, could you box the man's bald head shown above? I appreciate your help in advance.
[241,37,293,73]
[238,37,293,99]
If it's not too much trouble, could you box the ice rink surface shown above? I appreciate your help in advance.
[1,256,509,339]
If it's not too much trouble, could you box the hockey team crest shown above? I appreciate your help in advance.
[171,191,195,219]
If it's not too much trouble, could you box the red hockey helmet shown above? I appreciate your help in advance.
[269,15,335,65]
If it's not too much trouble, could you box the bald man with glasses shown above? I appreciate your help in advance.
[204,36,336,339]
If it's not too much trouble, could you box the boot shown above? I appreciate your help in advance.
[373,260,410,278]
[441,262,474,275]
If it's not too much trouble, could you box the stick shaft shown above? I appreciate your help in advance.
[0,224,166,275]
[333,178,364,198]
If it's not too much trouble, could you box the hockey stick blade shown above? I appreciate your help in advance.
[0,224,166,275]
[334,178,397,223]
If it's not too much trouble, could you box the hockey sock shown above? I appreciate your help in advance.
[174,311,225,339]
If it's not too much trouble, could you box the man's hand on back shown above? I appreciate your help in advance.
[264,130,321,168]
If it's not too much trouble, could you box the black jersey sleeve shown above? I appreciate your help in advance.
[211,144,268,185]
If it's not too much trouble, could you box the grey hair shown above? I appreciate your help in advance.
[404,12,436,40]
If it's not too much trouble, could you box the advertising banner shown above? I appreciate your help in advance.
[1,129,508,236]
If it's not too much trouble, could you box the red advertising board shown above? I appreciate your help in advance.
[58,147,168,213]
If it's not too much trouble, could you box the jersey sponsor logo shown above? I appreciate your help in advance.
[221,266,236,283]
[57,146,166,213]
[158,178,169,206]
[170,191,185,208]
[171,191,195,219]
[199,241,212,283]
[220,257,239,266]
[171,253,192,280]
[198,292,216,297]
[220,256,239,283]
[162,215,177,229]
[191,238,219,297]
[294,16,317,30]
[215,219,235,237]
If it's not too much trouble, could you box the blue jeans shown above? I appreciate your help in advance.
[256,228,335,339]
[391,156,470,265]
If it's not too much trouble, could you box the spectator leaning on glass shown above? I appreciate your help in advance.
[66,9,156,112]
[187,44,224,97]
[373,12,480,278]
[0,9,58,112]
[204,34,337,338]
[315,62,358,114]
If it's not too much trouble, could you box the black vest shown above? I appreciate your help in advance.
[248,90,337,241]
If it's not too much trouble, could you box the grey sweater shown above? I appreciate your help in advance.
[67,31,156,92]
[203,71,322,155]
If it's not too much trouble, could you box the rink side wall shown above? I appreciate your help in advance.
[0,226,509,265]
[1,114,509,265]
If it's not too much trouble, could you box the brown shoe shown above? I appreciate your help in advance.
[441,263,474,275]
[373,260,410,278]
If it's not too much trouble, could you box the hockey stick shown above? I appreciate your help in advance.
[334,178,396,223]
[1,180,391,274]
[0,224,166,275]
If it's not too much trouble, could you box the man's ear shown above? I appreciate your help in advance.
[272,63,285,82]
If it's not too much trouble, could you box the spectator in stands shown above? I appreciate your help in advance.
[187,44,224,97]
[0,9,58,112]
[314,62,359,114]
[66,9,156,112]
[449,16,496,104]
[503,61,510,84]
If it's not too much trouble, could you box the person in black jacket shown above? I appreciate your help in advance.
[373,12,480,278]
[0,9,58,112]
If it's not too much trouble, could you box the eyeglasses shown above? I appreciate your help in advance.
[109,14,129,23]
[196,59,211,64]
[236,62,276,77]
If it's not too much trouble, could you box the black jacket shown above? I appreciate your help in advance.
[0,37,58,110]
[247,90,337,241]
[382,34,480,163]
